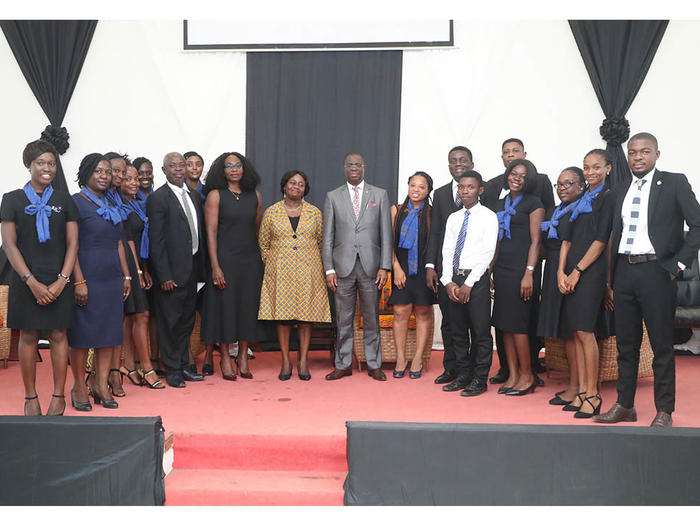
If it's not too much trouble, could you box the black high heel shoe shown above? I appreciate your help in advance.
[497,385,512,394]
[505,381,536,396]
[24,395,41,416]
[278,363,292,381]
[574,393,602,419]
[409,366,423,379]
[119,365,143,386]
[297,363,311,381]
[236,357,253,379]
[71,389,92,411]
[92,387,119,409]
[563,392,586,412]
[202,363,214,376]
[108,369,126,397]
[46,394,66,416]
[393,364,408,378]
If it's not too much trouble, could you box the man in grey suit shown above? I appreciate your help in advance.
[322,152,393,381]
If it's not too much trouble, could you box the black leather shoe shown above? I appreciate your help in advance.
[70,390,92,412]
[442,375,471,392]
[434,370,457,384]
[166,372,186,388]
[461,377,487,397]
[549,392,572,406]
[201,363,214,376]
[183,368,205,382]
[184,363,198,375]
[533,374,544,387]
[505,381,536,396]
[592,402,637,423]
[489,369,509,384]
[497,385,512,394]
[650,411,672,428]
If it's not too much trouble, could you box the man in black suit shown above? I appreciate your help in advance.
[425,145,475,390]
[481,138,554,385]
[147,152,206,388]
[594,132,700,427]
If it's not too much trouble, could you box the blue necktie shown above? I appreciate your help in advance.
[453,209,470,270]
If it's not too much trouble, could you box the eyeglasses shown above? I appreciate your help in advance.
[33,160,57,168]
[287,180,306,188]
[225,162,243,169]
[94,168,113,176]
[553,181,580,189]
[344,163,364,170]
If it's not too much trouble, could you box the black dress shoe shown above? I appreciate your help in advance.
[461,377,487,397]
[489,369,509,384]
[650,411,672,427]
[70,390,92,412]
[549,393,572,406]
[434,370,457,384]
[166,372,186,388]
[184,363,198,375]
[201,363,214,376]
[442,375,471,392]
[182,368,205,382]
[592,402,637,423]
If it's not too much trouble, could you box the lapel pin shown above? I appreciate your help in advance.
[657,180,662,185]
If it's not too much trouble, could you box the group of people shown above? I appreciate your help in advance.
[3,132,699,429]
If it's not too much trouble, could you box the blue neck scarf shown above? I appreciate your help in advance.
[23,182,53,243]
[80,188,123,225]
[398,201,425,276]
[135,189,148,203]
[497,193,523,240]
[106,188,130,220]
[126,197,150,259]
[569,184,604,222]
[197,181,205,203]
[540,198,579,240]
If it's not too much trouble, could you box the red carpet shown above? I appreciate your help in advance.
[2,348,700,505]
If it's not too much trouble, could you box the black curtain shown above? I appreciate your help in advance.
[569,20,668,189]
[1,20,98,193]
[246,51,402,209]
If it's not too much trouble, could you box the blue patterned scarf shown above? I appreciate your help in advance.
[23,182,53,243]
[398,201,425,276]
[497,193,523,240]
[80,188,123,225]
[569,184,604,222]
[126,197,150,259]
[540,198,579,240]
[106,188,130,221]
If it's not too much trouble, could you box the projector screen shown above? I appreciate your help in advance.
[183,20,453,50]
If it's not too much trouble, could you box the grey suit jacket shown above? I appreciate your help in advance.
[322,182,393,278]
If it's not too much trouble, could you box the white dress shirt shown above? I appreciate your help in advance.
[618,169,655,255]
[166,180,199,255]
[441,202,499,288]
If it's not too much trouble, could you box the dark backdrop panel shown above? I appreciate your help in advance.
[0,416,165,505]
[345,421,700,505]
[246,51,402,210]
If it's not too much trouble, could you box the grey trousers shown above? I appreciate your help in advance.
[334,258,381,370]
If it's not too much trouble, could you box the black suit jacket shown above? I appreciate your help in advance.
[426,181,462,277]
[481,172,555,213]
[610,170,700,283]
[147,183,206,286]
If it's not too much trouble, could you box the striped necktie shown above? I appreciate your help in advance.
[623,179,647,255]
[181,188,199,253]
[454,190,462,209]
[453,209,470,270]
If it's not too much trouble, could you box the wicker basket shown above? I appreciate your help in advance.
[0,285,10,368]
[545,323,653,381]
[352,297,434,371]
[189,311,205,358]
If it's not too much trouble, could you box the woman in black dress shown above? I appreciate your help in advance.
[389,172,436,378]
[200,152,264,379]
[120,164,163,389]
[538,167,585,406]
[1,140,79,416]
[492,159,544,395]
[69,154,131,410]
[558,149,615,418]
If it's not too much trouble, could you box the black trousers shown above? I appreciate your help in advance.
[437,281,456,373]
[154,265,198,372]
[447,272,493,380]
[613,257,677,413]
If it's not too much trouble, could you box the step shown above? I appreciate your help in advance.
[165,468,346,506]
[173,433,347,471]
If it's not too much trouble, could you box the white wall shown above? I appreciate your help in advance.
[1,19,699,200]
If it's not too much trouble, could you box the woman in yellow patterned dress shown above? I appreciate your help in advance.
[258,170,331,381]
